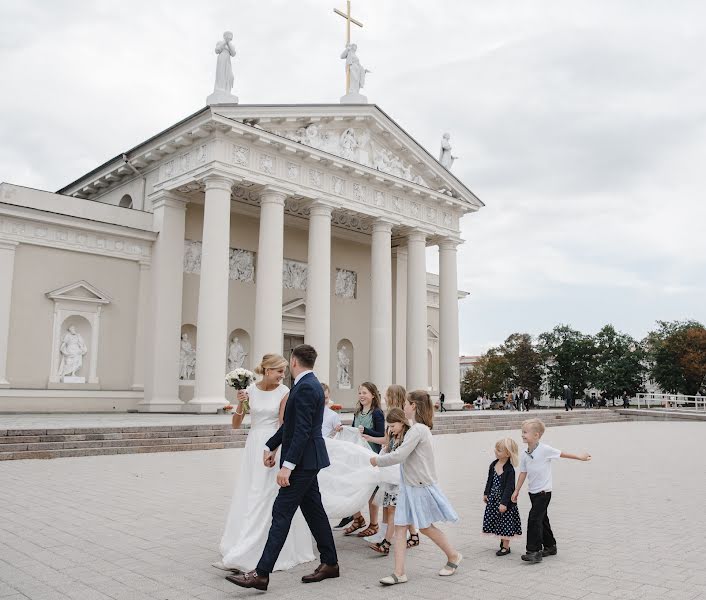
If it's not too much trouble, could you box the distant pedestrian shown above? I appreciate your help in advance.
[439,392,447,412]
[523,389,531,412]
[562,385,573,412]
[622,391,629,409]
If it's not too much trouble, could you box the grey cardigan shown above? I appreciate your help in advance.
[375,423,437,487]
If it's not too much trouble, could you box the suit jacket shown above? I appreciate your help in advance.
[266,372,330,471]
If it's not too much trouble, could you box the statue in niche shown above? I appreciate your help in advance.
[439,133,458,169]
[179,333,196,380]
[228,337,247,371]
[340,43,370,95]
[337,345,352,389]
[58,325,87,378]
[339,128,359,161]
[213,31,236,95]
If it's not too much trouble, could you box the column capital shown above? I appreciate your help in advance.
[259,186,288,206]
[437,237,463,251]
[150,190,188,211]
[0,240,19,252]
[203,174,237,193]
[308,200,334,218]
[371,219,393,235]
[407,230,427,244]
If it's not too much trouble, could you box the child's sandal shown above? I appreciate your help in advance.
[370,539,391,555]
[356,522,379,537]
[496,547,511,556]
[406,533,420,548]
[438,553,463,576]
[343,515,366,536]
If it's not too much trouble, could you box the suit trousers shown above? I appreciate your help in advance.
[526,491,556,552]
[256,469,337,576]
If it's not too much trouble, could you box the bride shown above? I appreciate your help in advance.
[215,354,315,572]
[214,353,392,573]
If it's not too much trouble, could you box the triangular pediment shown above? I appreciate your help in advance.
[282,298,306,320]
[211,105,483,209]
[46,280,112,304]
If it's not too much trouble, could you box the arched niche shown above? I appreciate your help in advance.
[336,339,353,390]
[46,280,111,387]
[227,329,251,371]
[179,324,197,381]
[119,194,133,209]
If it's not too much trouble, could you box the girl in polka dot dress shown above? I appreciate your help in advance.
[482,438,522,556]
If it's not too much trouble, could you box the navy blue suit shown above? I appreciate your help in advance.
[256,372,337,576]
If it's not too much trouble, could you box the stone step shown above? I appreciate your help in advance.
[0,411,633,461]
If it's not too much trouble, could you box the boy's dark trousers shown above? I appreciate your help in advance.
[526,491,556,552]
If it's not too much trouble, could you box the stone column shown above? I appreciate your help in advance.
[305,202,332,383]
[141,192,187,411]
[370,220,392,394]
[406,231,427,392]
[392,247,407,387]
[0,241,18,388]
[439,239,463,410]
[253,188,286,364]
[131,260,151,391]
[189,176,234,412]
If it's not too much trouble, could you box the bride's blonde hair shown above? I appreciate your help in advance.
[254,353,288,376]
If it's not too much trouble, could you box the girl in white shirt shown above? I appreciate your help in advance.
[371,390,462,586]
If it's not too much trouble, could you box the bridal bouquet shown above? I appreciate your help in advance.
[225,368,256,413]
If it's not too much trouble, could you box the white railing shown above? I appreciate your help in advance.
[635,393,706,411]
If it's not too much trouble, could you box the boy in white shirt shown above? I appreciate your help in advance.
[511,418,591,563]
[320,382,341,439]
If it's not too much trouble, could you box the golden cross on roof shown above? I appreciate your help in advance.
[333,1,364,94]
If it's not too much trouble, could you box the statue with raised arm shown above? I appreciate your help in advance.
[340,43,371,103]
[228,337,247,371]
[439,133,458,169]
[207,31,239,105]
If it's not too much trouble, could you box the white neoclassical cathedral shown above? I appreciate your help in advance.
[0,35,483,413]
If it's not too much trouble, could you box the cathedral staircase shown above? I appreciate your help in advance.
[0,409,633,461]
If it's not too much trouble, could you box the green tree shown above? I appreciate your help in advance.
[461,348,512,400]
[538,324,596,399]
[646,320,706,395]
[592,325,646,404]
[501,333,543,398]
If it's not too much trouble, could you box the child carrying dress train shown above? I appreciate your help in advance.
[371,390,461,586]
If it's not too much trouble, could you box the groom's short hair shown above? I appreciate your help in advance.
[292,344,317,369]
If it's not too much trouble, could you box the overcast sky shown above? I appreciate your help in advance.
[2,0,705,355]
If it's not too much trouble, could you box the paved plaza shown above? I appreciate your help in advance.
[1,421,704,600]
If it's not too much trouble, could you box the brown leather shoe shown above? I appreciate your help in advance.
[226,570,269,591]
[301,563,340,583]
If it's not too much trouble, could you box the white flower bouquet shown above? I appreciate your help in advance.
[225,368,256,413]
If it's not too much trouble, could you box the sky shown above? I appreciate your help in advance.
[1,0,705,355]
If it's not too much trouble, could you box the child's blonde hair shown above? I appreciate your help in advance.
[385,384,407,411]
[495,437,519,467]
[522,418,546,437]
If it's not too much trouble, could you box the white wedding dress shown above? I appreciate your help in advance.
[219,384,395,572]
[219,383,315,572]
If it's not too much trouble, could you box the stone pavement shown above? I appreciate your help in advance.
[0,421,704,600]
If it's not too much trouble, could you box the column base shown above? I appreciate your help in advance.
[184,398,227,414]
[0,379,9,389]
[131,384,145,391]
[444,400,466,411]
[137,399,186,413]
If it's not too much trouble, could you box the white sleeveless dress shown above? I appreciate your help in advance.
[219,383,315,571]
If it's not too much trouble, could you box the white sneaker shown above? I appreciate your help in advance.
[364,531,385,544]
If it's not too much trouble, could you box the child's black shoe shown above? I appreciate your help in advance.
[542,545,557,557]
[496,547,511,556]
[521,551,543,563]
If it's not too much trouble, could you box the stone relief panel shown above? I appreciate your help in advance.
[184,240,256,282]
[163,143,211,180]
[332,176,345,196]
[352,182,364,203]
[442,212,452,228]
[374,190,385,208]
[283,259,308,290]
[392,196,403,213]
[259,154,275,175]
[427,207,438,222]
[231,144,250,166]
[287,162,300,180]
[335,268,357,299]
[309,169,323,188]
[410,202,421,219]
[266,124,429,187]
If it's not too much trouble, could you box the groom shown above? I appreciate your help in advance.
[227,344,339,592]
